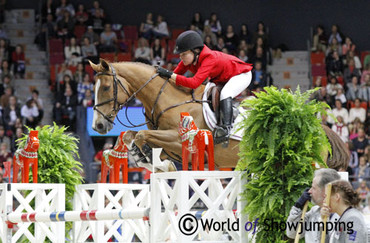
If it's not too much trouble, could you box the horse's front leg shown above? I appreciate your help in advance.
[134,129,181,172]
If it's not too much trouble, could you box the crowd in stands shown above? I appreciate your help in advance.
[0,8,46,177]
[310,24,370,192]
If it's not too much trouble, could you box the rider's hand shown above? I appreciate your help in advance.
[156,66,173,79]
[294,188,311,209]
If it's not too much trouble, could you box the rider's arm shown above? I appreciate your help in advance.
[173,59,213,89]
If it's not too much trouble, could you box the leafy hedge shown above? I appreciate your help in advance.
[237,87,329,242]
[19,124,83,236]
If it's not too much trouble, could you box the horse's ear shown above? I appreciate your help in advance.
[88,60,101,72]
[99,58,110,72]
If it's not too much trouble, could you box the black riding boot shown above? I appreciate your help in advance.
[214,97,233,144]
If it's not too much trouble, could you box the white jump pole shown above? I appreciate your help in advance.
[7,208,149,223]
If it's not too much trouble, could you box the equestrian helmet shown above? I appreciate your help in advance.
[174,30,204,54]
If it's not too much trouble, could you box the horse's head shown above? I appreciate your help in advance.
[89,59,130,134]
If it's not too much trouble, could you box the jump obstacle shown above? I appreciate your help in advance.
[1,121,248,243]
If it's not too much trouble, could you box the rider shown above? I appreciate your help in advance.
[156,30,253,142]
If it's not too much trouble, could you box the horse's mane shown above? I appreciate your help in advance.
[322,124,350,170]
[113,61,202,95]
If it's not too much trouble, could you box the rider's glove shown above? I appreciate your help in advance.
[294,188,311,209]
[156,66,173,79]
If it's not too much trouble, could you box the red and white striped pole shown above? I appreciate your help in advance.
[7,208,149,223]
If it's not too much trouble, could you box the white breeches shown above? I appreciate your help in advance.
[220,71,252,100]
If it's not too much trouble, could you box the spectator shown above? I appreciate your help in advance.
[56,10,74,39]
[201,25,217,47]
[81,37,98,63]
[250,61,267,90]
[354,157,370,181]
[99,24,117,53]
[224,24,239,54]
[53,86,78,131]
[2,75,13,91]
[11,45,25,79]
[326,76,343,102]
[311,87,332,105]
[0,125,10,149]
[58,74,77,95]
[326,37,342,57]
[346,75,361,101]
[82,26,100,47]
[89,0,105,19]
[349,98,366,123]
[77,73,93,104]
[29,89,43,123]
[361,64,370,84]
[341,36,356,57]
[328,24,342,45]
[82,89,94,108]
[152,15,169,39]
[21,99,39,129]
[204,13,222,37]
[55,0,75,22]
[331,115,349,143]
[239,24,252,50]
[150,38,165,66]
[249,46,267,70]
[0,60,13,81]
[64,37,82,65]
[349,117,363,140]
[41,0,57,22]
[139,12,154,39]
[0,86,12,109]
[0,38,9,64]
[311,25,327,52]
[352,128,368,158]
[73,62,85,83]
[327,99,349,125]
[11,127,24,152]
[3,96,21,132]
[134,38,151,64]
[343,59,361,84]
[238,39,249,54]
[56,63,73,83]
[43,13,57,38]
[214,36,225,52]
[237,49,248,62]
[252,21,268,48]
[359,74,370,102]
[334,87,347,107]
[0,142,11,169]
[191,12,203,33]
[204,35,214,49]
[345,50,362,69]
[75,3,89,26]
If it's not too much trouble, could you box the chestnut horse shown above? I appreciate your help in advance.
[89,59,349,171]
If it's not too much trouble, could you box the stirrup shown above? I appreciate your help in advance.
[213,126,231,146]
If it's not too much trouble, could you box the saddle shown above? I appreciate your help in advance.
[205,84,239,126]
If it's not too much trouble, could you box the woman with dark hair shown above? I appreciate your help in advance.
[191,12,203,32]
[204,13,222,37]
[320,180,367,242]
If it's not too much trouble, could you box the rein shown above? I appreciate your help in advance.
[94,64,208,129]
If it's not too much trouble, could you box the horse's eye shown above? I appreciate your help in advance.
[102,86,110,91]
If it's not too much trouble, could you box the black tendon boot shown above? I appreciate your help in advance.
[214,97,233,145]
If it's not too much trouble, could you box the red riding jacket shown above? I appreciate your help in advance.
[174,45,253,89]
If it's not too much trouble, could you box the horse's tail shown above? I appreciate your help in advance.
[322,124,350,170]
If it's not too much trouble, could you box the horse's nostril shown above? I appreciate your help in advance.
[97,123,104,130]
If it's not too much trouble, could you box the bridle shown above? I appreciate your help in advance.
[93,64,208,130]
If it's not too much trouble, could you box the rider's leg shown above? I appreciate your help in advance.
[215,71,252,140]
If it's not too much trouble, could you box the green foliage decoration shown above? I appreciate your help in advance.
[236,87,330,242]
[18,123,83,235]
